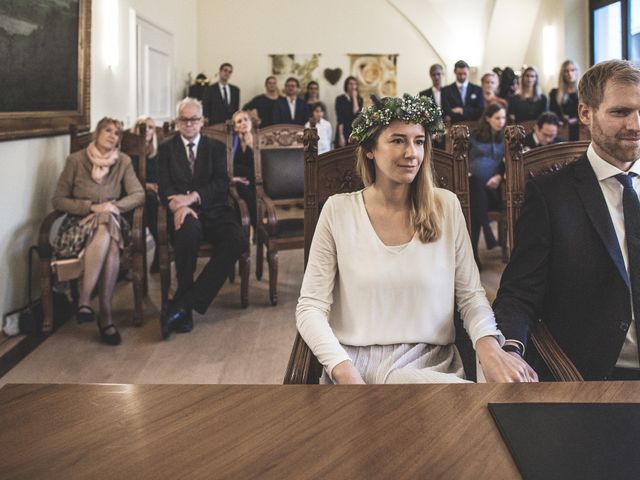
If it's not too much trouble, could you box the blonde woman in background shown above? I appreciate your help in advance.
[549,60,580,140]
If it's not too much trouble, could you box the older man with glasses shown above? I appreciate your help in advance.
[157,97,248,340]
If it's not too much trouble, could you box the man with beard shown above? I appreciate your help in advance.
[493,60,640,381]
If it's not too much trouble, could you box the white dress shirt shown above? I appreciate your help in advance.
[218,83,230,105]
[433,87,442,107]
[588,143,640,369]
[287,96,297,120]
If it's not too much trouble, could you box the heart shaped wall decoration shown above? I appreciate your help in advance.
[324,68,342,85]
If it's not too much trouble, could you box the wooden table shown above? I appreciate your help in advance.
[1,382,638,479]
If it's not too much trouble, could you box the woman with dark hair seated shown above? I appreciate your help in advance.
[132,115,160,272]
[52,117,145,345]
[296,94,535,384]
[231,110,257,230]
[508,66,548,122]
[334,76,363,147]
[468,104,506,267]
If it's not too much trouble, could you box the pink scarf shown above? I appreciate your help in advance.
[86,141,118,182]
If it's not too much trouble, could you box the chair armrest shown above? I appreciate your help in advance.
[229,185,251,236]
[256,187,279,235]
[283,332,323,384]
[530,320,584,381]
[130,206,145,254]
[38,211,66,259]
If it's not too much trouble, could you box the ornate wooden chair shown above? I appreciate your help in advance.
[37,125,147,333]
[504,124,589,381]
[284,125,477,384]
[445,123,509,263]
[157,122,251,314]
[254,123,305,305]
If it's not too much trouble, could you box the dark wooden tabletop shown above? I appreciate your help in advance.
[1,382,638,479]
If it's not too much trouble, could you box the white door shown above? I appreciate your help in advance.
[137,17,173,124]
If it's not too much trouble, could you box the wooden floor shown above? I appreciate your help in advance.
[1,234,506,386]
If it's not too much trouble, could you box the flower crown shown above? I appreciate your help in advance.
[349,94,445,145]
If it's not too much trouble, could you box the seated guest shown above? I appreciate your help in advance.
[305,103,333,155]
[231,110,257,229]
[188,73,210,102]
[272,77,309,126]
[158,98,248,340]
[550,60,581,140]
[441,60,484,123]
[481,72,508,109]
[131,115,161,272]
[493,60,640,381]
[508,66,548,122]
[523,112,563,150]
[242,75,280,128]
[468,104,506,267]
[335,76,363,147]
[52,117,145,345]
[304,81,328,121]
[418,63,444,108]
[202,63,240,125]
[296,94,522,384]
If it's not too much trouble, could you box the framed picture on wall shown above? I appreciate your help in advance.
[0,0,91,141]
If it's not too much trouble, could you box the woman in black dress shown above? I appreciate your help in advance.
[242,76,280,128]
[231,110,257,230]
[334,76,363,147]
[507,66,547,122]
[549,60,580,140]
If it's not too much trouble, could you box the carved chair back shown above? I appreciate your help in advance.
[254,124,305,203]
[202,121,234,183]
[504,125,590,251]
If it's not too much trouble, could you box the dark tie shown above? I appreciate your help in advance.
[223,86,229,106]
[187,142,195,173]
[615,172,640,361]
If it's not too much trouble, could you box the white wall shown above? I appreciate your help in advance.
[196,0,440,122]
[0,0,198,321]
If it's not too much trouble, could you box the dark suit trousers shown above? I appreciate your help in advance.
[469,175,499,258]
[172,207,248,314]
[235,183,257,229]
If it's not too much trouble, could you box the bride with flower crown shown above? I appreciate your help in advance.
[295,94,537,384]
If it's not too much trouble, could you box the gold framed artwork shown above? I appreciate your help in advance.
[349,54,398,107]
[0,0,91,141]
[269,53,320,94]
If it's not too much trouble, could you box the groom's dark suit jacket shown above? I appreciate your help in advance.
[493,154,634,380]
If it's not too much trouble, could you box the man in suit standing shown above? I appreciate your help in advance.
[158,97,248,339]
[493,60,640,381]
[419,63,444,108]
[202,63,240,125]
[441,60,484,124]
[523,112,564,150]
[272,77,309,126]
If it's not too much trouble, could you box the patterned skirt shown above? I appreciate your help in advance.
[53,211,131,259]
[323,343,470,384]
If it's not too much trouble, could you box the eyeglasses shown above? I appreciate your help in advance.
[178,116,202,125]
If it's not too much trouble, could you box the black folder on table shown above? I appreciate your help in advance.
[488,403,640,480]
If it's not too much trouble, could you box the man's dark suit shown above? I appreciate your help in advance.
[493,155,633,380]
[272,96,309,125]
[158,134,247,314]
[523,132,564,150]
[440,82,484,122]
[202,82,240,124]
[419,87,435,101]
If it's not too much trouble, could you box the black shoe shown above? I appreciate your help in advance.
[160,301,191,339]
[98,322,121,346]
[173,310,193,333]
[76,305,95,324]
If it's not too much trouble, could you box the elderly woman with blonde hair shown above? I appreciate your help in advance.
[52,117,144,345]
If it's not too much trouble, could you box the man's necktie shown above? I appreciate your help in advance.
[187,142,195,173]
[223,86,229,106]
[615,172,640,361]
[459,85,466,106]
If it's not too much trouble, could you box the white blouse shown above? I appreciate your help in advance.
[296,188,503,376]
